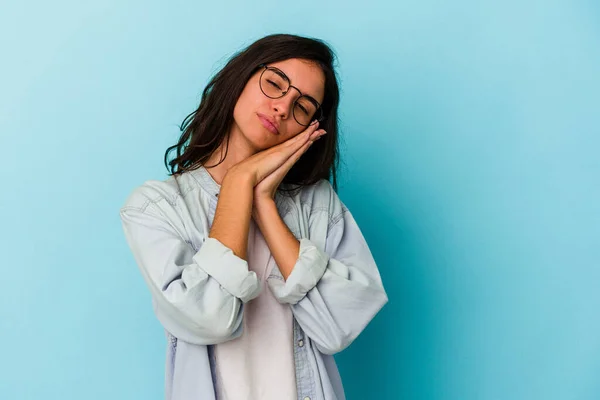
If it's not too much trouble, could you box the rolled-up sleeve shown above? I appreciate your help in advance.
[267,206,388,355]
[267,237,329,304]
[120,205,261,345]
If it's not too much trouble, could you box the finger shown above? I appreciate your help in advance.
[309,128,326,142]
[252,120,319,163]
[263,138,313,184]
[251,121,321,182]
[281,120,320,150]
[281,134,316,169]
[251,127,318,179]
[275,125,323,167]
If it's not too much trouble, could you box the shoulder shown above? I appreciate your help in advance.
[120,172,201,213]
[286,178,348,225]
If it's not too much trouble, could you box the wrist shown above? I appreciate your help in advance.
[254,196,276,210]
[224,167,255,187]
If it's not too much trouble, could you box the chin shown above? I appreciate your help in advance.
[244,126,274,151]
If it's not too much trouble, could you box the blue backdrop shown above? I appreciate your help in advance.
[1,0,599,399]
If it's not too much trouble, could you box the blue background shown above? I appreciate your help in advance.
[1,0,599,399]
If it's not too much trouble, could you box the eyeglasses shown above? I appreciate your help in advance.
[257,64,324,127]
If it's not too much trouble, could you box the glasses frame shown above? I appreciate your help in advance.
[257,64,324,127]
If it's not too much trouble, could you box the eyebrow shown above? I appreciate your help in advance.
[274,67,321,106]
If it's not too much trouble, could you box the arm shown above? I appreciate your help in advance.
[265,203,389,355]
[119,179,261,345]
[210,171,255,260]
[252,198,299,281]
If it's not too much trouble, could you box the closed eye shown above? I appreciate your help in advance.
[267,79,282,90]
[296,103,308,114]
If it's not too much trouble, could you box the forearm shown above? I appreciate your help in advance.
[209,173,254,260]
[253,199,300,281]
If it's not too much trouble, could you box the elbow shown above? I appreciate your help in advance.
[379,288,389,309]
[314,333,354,355]
[154,296,246,345]
[205,302,245,342]
[190,298,246,343]
[313,290,389,356]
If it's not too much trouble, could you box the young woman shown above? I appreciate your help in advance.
[120,33,388,400]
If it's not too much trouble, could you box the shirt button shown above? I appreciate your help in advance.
[298,339,304,347]
[303,397,311,400]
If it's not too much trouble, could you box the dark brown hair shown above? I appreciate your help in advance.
[164,33,341,195]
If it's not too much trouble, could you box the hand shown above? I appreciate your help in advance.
[226,120,327,201]
[254,127,327,206]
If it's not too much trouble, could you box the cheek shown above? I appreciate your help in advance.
[235,93,251,114]
[234,96,257,126]
[278,125,306,143]
[234,81,263,118]
[287,122,306,137]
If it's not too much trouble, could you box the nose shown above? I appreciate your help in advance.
[271,92,296,120]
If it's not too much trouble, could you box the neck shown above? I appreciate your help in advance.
[203,126,258,185]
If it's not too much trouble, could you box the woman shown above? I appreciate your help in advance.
[120,33,388,400]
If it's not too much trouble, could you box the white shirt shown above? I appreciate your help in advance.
[213,218,297,399]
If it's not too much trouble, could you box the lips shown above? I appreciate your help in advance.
[257,113,279,135]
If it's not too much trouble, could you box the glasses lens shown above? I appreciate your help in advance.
[260,68,288,98]
[293,96,319,126]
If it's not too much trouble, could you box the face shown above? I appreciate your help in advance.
[231,58,326,152]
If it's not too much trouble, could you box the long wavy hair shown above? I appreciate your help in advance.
[164,33,341,195]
